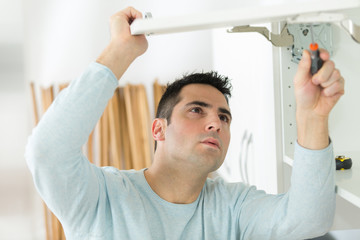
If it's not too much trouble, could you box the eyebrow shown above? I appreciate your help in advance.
[185,101,232,120]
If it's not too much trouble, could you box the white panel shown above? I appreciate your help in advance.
[131,0,360,35]
[278,6,360,224]
[212,25,278,194]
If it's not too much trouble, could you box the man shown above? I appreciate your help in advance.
[26,7,345,240]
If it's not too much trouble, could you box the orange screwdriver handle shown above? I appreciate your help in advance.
[309,43,323,75]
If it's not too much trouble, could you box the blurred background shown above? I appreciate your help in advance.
[2,0,359,239]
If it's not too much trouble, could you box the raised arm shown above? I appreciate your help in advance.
[238,49,344,239]
[25,6,147,233]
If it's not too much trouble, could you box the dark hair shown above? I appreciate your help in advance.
[154,71,232,150]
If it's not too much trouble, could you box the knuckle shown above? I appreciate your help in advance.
[328,60,335,69]
[317,74,326,84]
[333,69,341,79]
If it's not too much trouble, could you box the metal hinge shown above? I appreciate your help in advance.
[227,24,294,47]
[287,23,333,63]
[287,12,360,44]
[226,13,360,47]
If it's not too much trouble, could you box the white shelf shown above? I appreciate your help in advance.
[284,151,360,208]
[335,151,360,208]
[130,0,360,35]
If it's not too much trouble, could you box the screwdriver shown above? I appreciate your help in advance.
[309,24,323,75]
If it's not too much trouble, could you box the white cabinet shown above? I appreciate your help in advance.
[276,7,360,229]
[211,26,279,194]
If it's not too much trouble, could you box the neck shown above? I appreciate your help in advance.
[144,151,208,204]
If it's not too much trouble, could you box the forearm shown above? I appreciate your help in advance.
[296,111,329,150]
[239,142,335,240]
[286,141,336,237]
[96,41,136,80]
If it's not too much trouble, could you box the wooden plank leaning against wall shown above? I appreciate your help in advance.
[29,80,166,240]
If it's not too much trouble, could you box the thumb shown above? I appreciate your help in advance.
[294,50,311,87]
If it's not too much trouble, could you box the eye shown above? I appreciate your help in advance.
[190,107,202,114]
[219,114,230,123]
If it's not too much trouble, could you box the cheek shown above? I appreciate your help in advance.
[166,122,195,144]
[174,118,198,134]
[222,131,231,149]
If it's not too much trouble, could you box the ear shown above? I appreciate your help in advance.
[152,118,166,141]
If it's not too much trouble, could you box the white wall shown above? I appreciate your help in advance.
[0,0,46,238]
[212,26,278,194]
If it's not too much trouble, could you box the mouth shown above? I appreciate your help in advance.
[201,138,220,149]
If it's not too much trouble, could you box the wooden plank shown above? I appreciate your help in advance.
[133,86,145,168]
[30,82,39,125]
[118,88,132,169]
[153,79,166,115]
[113,90,124,169]
[43,198,52,240]
[58,83,69,91]
[114,90,124,169]
[138,85,153,167]
[41,86,54,112]
[135,85,147,168]
[124,85,142,170]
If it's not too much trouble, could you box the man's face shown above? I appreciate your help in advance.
[163,83,231,172]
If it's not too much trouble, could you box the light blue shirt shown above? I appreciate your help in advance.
[25,62,336,240]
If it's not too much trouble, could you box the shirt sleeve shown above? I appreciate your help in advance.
[237,141,336,240]
[25,62,118,234]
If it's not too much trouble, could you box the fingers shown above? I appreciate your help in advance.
[315,65,340,88]
[294,50,311,86]
[128,6,143,20]
[122,6,143,23]
[312,60,335,85]
[322,76,345,97]
[313,60,345,97]
[296,49,330,82]
[319,48,330,61]
[111,7,143,24]
[296,48,345,98]
[108,6,146,42]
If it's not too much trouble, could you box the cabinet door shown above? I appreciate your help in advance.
[212,26,279,194]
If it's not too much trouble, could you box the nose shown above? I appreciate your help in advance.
[205,115,221,132]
